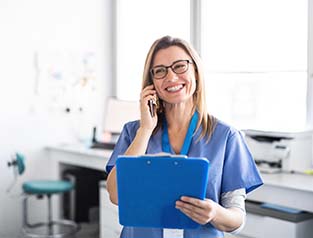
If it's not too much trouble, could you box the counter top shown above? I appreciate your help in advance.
[46,143,313,212]
[260,172,313,193]
[46,143,112,158]
[46,143,112,171]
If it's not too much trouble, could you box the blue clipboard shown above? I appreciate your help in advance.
[116,155,210,229]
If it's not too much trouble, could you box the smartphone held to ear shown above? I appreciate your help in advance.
[148,99,155,117]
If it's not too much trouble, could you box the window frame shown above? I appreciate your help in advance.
[112,0,313,129]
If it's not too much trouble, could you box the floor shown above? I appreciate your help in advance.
[17,222,99,238]
[75,222,99,238]
[74,224,252,238]
[18,223,252,238]
[74,224,250,238]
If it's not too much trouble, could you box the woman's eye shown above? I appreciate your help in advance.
[155,68,166,74]
[173,63,186,72]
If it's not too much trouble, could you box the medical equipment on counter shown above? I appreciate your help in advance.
[243,130,313,173]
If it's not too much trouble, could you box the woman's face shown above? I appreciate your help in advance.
[151,46,197,105]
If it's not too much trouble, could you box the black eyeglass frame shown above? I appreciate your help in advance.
[150,59,193,80]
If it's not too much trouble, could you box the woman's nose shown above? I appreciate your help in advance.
[166,68,179,81]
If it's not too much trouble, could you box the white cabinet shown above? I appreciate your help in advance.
[99,181,122,238]
[240,213,313,238]
[239,201,313,238]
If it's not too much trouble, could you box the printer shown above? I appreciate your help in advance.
[243,129,313,173]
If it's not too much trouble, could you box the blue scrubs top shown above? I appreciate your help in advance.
[106,116,263,238]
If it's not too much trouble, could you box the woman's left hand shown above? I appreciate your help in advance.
[175,196,217,225]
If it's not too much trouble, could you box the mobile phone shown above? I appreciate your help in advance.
[148,99,155,117]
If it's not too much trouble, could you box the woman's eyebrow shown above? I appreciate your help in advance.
[152,59,186,68]
[152,63,166,68]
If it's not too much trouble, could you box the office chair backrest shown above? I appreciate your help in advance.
[7,152,25,193]
[7,152,25,175]
[15,153,25,175]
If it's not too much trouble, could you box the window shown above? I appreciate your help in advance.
[115,0,312,132]
[201,0,308,131]
[116,0,190,101]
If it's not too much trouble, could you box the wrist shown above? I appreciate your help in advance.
[210,202,219,224]
[137,127,153,139]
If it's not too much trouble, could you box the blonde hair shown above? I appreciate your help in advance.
[142,36,216,141]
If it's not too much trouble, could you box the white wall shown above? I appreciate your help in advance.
[0,0,113,237]
[308,0,313,127]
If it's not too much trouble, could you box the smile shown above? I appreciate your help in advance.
[166,84,184,92]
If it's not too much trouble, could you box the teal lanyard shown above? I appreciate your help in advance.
[162,111,198,155]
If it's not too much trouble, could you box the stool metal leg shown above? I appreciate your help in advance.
[23,195,30,227]
[21,194,80,238]
[47,194,53,236]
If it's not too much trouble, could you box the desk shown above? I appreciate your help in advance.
[46,144,119,238]
[47,144,313,212]
[46,144,313,237]
[46,144,111,172]
[45,144,111,212]
[247,172,313,213]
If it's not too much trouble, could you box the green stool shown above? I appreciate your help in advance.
[8,153,80,238]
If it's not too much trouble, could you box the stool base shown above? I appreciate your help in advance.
[21,219,80,238]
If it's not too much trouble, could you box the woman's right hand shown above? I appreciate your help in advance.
[107,87,158,205]
[139,84,158,131]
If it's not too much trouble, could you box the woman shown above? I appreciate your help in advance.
[106,36,263,238]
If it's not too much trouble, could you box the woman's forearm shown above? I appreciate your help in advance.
[124,127,153,156]
[106,127,153,205]
[107,167,118,204]
[211,206,245,232]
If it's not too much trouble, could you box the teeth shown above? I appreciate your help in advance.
[166,85,183,92]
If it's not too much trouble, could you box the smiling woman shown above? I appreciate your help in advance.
[106,36,263,238]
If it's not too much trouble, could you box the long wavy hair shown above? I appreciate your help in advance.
[142,36,216,142]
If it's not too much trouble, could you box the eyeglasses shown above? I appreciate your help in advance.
[150,59,193,80]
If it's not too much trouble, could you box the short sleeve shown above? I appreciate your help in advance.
[222,130,263,194]
[105,121,139,174]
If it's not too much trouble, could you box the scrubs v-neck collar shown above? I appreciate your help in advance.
[162,111,199,155]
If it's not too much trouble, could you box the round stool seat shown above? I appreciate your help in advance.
[23,180,73,195]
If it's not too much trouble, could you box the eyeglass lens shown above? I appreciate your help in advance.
[151,60,190,79]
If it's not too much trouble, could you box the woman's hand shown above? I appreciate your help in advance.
[175,196,217,225]
[140,84,158,131]
[176,196,245,232]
